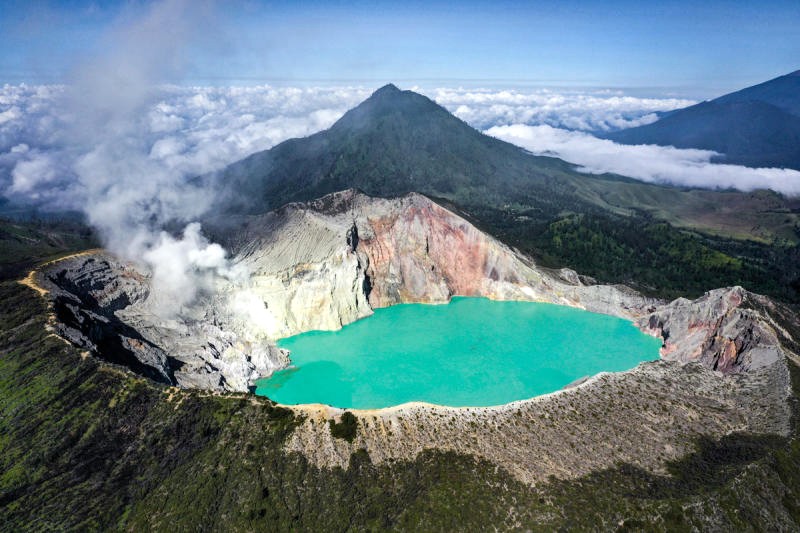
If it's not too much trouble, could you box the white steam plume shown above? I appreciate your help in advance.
[56,0,238,317]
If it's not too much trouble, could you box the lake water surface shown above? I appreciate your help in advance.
[254,297,662,409]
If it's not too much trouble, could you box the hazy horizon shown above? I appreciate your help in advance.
[2,0,798,99]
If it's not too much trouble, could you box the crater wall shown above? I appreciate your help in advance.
[30,189,798,484]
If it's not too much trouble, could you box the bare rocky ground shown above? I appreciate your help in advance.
[287,356,792,485]
[30,189,798,485]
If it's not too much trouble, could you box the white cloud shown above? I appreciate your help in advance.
[23,0,243,320]
[0,106,22,125]
[10,150,58,195]
[487,124,800,196]
[0,83,371,208]
[429,87,695,131]
[1,77,797,227]
[0,83,692,208]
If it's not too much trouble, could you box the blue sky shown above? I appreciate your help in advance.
[1,0,799,98]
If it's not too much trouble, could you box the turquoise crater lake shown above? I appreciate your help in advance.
[255,297,662,409]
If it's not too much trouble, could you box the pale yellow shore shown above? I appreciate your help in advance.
[282,370,611,419]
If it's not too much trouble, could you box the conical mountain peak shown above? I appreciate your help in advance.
[329,83,445,133]
[372,83,401,95]
[218,84,569,214]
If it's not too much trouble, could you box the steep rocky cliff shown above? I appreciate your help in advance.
[39,254,288,392]
[228,189,658,322]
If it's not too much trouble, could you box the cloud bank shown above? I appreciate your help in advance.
[0,83,371,211]
[429,87,695,132]
[0,84,692,211]
[487,124,800,196]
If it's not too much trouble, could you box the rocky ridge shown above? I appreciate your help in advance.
[38,254,288,392]
[285,356,792,484]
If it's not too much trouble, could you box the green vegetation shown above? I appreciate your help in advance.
[1,226,799,530]
[329,411,359,442]
[471,206,800,302]
[0,217,96,281]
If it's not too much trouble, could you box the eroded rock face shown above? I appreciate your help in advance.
[39,254,288,392]
[44,255,174,384]
[356,195,541,305]
[228,190,658,320]
[639,287,784,372]
[226,205,374,339]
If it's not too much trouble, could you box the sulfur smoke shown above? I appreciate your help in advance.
[60,0,239,317]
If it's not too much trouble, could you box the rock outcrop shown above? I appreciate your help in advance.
[45,255,174,384]
[640,286,785,372]
[226,190,657,322]
[39,254,288,392]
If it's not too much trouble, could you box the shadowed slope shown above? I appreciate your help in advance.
[218,84,591,217]
[608,70,800,170]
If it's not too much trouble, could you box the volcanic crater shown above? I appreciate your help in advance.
[27,189,798,484]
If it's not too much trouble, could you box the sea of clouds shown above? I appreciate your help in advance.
[430,87,694,132]
[0,83,371,209]
[4,82,800,212]
[487,124,800,196]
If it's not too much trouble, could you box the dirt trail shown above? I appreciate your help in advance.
[18,248,105,297]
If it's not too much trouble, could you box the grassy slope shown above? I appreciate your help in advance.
[466,205,800,302]
[575,180,800,244]
[0,218,96,282]
[1,231,800,531]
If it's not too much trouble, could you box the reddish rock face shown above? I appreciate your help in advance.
[359,199,534,308]
[639,286,781,373]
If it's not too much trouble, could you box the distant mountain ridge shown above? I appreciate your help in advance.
[607,70,800,170]
[214,82,800,243]
[714,69,800,116]
[216,83,591,217]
